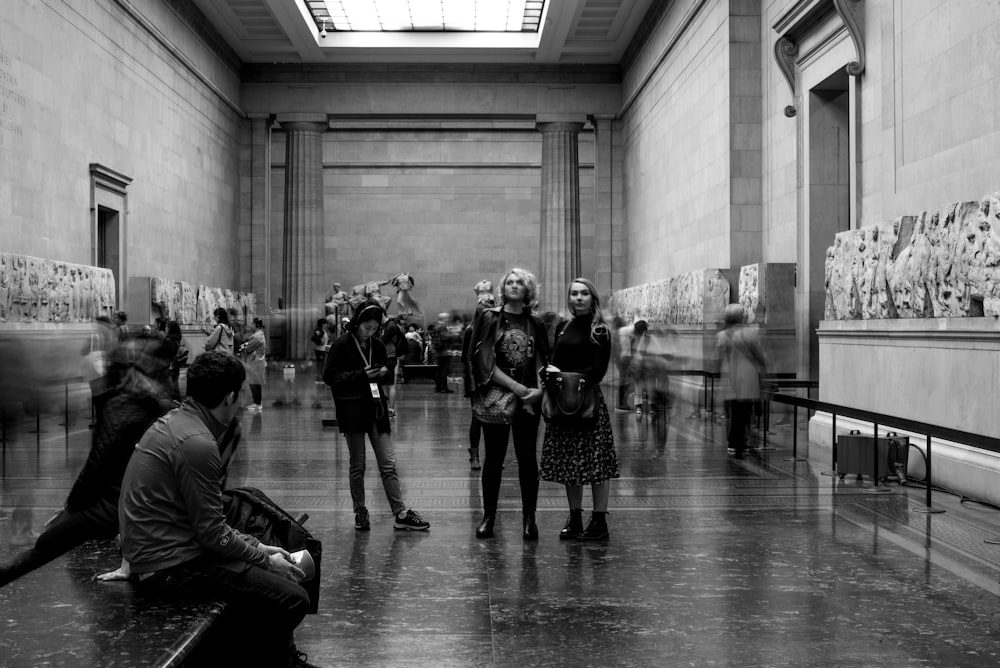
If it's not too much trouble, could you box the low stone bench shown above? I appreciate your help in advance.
[401,364,437,383]
[0,539,226,667]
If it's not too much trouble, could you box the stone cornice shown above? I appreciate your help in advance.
[241,63,622,86]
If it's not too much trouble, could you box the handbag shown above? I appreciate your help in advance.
[541,370,597,427]
[80,334,106,382]
[471,384,519,424]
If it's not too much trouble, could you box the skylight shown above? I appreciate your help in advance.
[304,0,546,33]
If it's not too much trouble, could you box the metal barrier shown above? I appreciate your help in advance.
[762,390,1000,515]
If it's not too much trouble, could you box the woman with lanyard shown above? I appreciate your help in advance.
[464,268,549,540]
[322,301,430,532]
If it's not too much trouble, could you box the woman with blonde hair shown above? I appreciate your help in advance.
[464,268,549,540]
[539,278,619,540]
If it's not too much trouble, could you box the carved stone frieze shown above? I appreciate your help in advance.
[0,253,116,326]
[610,268,731,326]
[825,192,1000,319]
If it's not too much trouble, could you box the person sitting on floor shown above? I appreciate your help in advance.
[117,351,321,668]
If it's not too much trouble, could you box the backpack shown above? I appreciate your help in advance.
[221,486,323,614]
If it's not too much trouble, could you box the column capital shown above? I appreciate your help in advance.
[275,113,329,133]
[535,114,587,134]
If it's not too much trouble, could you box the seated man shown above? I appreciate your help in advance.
[118,351,320,668]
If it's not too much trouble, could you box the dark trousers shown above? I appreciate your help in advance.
[250,384,262,404]
[480,408,540,517]
[728,399,754,453]
[469,414,482,451]
[435,354,453,390]
[0,500,117,586]
[136,553,310,665]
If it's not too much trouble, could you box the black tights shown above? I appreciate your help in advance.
[480,410,540,517]
[250,384,262,404]
[468,414,482,451]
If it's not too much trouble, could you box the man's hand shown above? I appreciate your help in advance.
[260,544,291,559]
[268,552,305,583]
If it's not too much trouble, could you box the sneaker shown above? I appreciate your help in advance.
[394,509,430,531]
[290,649,323,668]
[355,508,370,531]
[388,408,396,418]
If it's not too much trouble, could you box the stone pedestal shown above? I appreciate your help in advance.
[537,121,583,314]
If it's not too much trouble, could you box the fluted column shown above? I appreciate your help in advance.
[280,118,326,360]
[537,121,584,315]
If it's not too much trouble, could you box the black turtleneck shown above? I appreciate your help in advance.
[551,313,611,384]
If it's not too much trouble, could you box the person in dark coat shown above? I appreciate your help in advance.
[322,301,430,533]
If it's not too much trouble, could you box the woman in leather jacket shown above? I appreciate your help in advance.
[463,268,549,540]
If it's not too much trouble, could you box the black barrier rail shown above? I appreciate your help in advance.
[762,391,1000,514]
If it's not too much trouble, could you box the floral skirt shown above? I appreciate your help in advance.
[539,390,619,485]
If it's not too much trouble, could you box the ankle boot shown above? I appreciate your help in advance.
[475,515,495,539]
[469,449,481,471]
[522,513,538,540]
[580,512,609,541]
[559,509,584,540]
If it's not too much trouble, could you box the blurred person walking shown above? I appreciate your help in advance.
[539,279,619,541]
[715,304,768,459]
[203,307,235,354]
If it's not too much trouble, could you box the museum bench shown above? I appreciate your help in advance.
[0,539,227,667]
[402,364,437,382]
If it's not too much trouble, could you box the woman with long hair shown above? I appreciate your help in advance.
[322,301,430,532]
[241,317,267,412]
[203,307,234,354]
[464,268,549,540]
[539,278,619,540]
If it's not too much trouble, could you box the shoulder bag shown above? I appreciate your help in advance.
[541,370,597,427]
[541,325,598,427]
[471,384,519,424]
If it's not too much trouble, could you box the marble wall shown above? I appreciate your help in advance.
[0,253,115,326]
[825,192,1000,320]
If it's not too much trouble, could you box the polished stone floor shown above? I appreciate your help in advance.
[2,380,1000,667]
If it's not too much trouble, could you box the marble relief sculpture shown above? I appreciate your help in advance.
[825,191,1000,319]
[610,268,731,327]
[0,252,116,326]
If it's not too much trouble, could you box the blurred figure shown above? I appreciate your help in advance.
[114,310,130,342]
[0,364,172,587]
[462,285,497,471]
[619,320,649,414]
[380,316,405,418]
[240,317,267,412]
[610,316,629,410]
[715,304,768,459]
[165,320,187,400]
[81,316,118,423]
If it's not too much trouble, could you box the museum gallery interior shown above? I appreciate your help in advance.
[1,0,1000,666]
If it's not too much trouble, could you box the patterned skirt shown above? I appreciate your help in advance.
[539,390,619,485]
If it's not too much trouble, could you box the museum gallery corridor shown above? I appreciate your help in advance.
[1,382,999,667]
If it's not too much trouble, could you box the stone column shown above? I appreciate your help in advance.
[279,117,327,360]
[537,120,584,314]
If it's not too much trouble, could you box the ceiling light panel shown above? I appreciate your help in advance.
[317,0,545,32]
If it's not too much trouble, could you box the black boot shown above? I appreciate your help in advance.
[475,515,495,539]
[523,513,538,540]
[469,449,481,471]
[580,512,609,541]
[559,509,584,540]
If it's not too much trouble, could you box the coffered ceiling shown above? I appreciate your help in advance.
[188,0,658,65]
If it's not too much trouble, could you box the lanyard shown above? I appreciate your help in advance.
[352,335,372,368]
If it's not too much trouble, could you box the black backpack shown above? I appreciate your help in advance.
[222,486,323,614]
